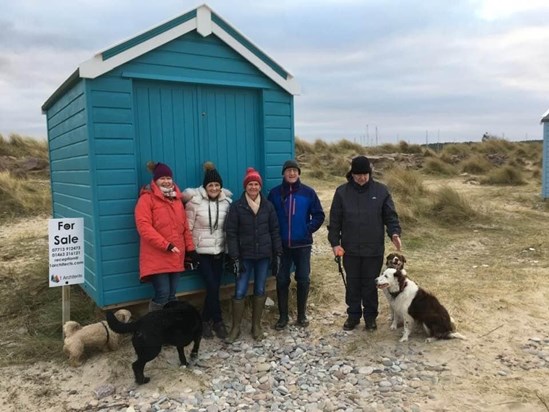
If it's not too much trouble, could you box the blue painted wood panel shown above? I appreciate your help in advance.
[543,124,549,198]
[46,24,296,308]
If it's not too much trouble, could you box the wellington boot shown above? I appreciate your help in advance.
[148,300,164,312]
[225,299,245,344]
[251,295,267,340]
[296,282,310,327]
[275,286,289,331]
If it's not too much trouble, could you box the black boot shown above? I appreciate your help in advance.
[275,286,289,330]
[296,282,310,327]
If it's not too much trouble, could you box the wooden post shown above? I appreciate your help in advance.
[62,285,70,337]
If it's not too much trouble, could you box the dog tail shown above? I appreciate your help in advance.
[106,311,139,334]
[63,321,81,337]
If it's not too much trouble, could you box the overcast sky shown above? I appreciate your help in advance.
[1,0,548,145]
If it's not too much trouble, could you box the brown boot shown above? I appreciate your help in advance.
[225,299,245,344]
[251,295,267,340]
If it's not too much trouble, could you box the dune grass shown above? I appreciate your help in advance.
[0,135,546,367]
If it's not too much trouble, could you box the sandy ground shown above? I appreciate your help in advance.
[1,186,548,411]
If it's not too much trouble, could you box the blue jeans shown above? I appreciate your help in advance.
[198,254,224,323]
[277,246,312,291]
[234,258,270,300]
[150,272,181,305]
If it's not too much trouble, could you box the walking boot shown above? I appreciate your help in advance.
[343,316,360,330]
[296,282,310,327]
[148,300,164,312]
[202,321,213,339]
[274,286,289,330]
[212,320,228,339]
[225,299,245,344]
[251,295,267,340]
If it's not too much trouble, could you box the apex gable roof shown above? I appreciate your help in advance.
[541,108,549,123]
[43,4,299,111]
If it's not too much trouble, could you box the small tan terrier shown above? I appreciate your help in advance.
[63,309,131,366]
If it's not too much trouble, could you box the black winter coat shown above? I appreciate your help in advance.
[327,176,401,257]
[225,193,283,260]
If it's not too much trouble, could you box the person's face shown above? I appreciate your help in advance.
[245,181,261,199]
[283,167,300,184]
[352,173,370,186]
[156,176,174,188]
[206,182,221,199]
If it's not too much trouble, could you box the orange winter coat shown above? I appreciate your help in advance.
[135,181,195,280]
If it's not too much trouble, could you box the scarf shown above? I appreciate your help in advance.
[159,186,177,199]
[245,192,261,215]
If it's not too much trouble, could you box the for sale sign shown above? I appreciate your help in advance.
[48,218,85,287]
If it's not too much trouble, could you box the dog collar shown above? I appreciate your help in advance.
[101,321,110,344]
[389,280,407,298]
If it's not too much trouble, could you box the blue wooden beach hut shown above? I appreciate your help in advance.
[542,109,549,199]
[41,5,299,308]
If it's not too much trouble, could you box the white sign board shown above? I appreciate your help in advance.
[48,218,85,287]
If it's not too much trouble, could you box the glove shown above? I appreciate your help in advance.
[225,256,240,276]
[185,250,200,270]
[271,255,281,277]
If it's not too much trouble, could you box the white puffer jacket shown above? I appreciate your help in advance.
[184,187,232,255]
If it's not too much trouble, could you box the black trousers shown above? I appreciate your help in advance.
[343,255,383,320]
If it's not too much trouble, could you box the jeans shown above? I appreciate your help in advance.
[198,254,224,323]
[234,258,270,300]
[277,246,312,291]
[150,272,181,305]
[342,255,383,320]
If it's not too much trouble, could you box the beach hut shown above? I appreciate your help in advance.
[542,109,549,199]
[41,4,299,307]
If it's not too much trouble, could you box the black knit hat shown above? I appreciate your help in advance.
[350,156,372,174]
[282,159,301,175]
[202,161,223,188]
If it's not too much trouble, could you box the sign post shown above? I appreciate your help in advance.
[48,218,85,328]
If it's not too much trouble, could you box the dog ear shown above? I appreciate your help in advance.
[401,255,407,263]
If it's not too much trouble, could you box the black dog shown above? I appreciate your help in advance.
[107,300,202,384]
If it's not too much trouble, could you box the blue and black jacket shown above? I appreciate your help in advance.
[268,179,325,248]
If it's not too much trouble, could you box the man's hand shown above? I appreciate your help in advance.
[332,246,345,257]
[391,235,402,252]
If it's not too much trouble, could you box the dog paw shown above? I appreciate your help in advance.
[136,377,150,385]
[399,336,409,343]
[390,323,398,330]
[191,351,198,359]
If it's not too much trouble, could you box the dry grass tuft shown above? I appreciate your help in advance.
[0,172,51,222]
[460,155,494,175]
[481,165,526,185]
[0,134,48,159]
[422,157,458,175]
[427,185,482,225]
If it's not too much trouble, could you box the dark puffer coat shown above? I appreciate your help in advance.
[327,175,401,257]
[225,193,282,260]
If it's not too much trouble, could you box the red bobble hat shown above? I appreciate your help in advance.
[147,161,173,181]
[243,167,263,188]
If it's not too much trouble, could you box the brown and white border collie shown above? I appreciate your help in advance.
[383,253,407,325]
[375,267,466,342]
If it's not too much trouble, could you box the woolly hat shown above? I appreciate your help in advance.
[282,159,301,175]
[243,167,263,188]
[202,161,223,188]
[350,156,372,174]
[147,161,173,181]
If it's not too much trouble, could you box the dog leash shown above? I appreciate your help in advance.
[334,255,347,288]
